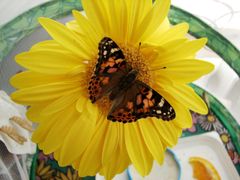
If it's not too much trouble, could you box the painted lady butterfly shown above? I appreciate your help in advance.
[88,37,175,123]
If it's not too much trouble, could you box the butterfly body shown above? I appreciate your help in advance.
[88,37,176,123]
[109,69,138,100]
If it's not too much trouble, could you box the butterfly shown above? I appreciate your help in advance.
[88,37,175,123]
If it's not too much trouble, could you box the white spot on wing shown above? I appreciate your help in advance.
[111,48,119,53]
[159,98,165,107]
[156,110,162,114]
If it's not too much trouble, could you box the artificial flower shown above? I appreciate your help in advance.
[198,113,222,131]
[10,0,214,179]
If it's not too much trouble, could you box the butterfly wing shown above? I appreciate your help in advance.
[107,80,176,123]
[95,37,127,75]
[88,37,131,103]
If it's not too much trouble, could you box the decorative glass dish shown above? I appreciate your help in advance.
[0,1,239,179]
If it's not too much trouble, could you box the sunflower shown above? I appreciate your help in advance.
[10,0,214,179]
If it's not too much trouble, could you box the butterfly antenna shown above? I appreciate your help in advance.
[149,66,167,71]
[137,42,142,61]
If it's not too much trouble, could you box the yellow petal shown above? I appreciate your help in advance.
[76,96,88,112]
[15,50,86,75]
[41,89,82,115]
[133,0,171,43]
[72,159,81,171]
[114,124,130,173]
[39,105,79,154]
[102,122,119,165]
[11,81,80,105]
[119,0,152,44]
[150,71,173,86]
[78,116,108,176]
[10,71,68,89]
[66,20,83,34]
[147,22,189,45]
[53,148,61,161]
[152,119,178,147]
[170,122,183,138]
[109,0,127,43]
[32,121,54,145]
[67,66,88,76]
[26,104,49,122]
[151,59,214,83]
[147,39,188,65]
[81,0,106,36]
[139,120,164,165]
[72,10,100,49]
[38,17,93,59]
[100,124,130,180]
[125,123,153,176]
[156,38,188,53]
[59,106,98,166]
[158,38,207,62]
[172,103,192,129]
[31,113,59,143]
[30,40,69,53]
[164,84,208,114]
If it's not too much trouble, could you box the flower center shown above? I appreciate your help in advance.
[86,45,151,116]
[220,134,229,144]
[120,45,151,85]
[207,115,215,123]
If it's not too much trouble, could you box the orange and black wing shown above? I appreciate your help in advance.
[88,37,131,103]
[107,81,175,123]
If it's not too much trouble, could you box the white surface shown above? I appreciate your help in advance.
[96,171,129,180]
[0,0,50,26]
[172,132,239,180]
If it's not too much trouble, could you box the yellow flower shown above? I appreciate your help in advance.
[10,0,214,179]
